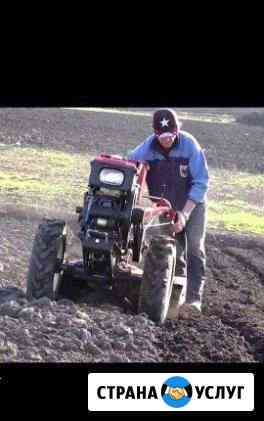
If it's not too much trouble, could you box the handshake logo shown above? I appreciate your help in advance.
[161,376,193,408]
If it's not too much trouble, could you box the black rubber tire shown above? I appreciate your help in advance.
[132,223,145,263]
[26,219,67,300]
[138,235,176,324]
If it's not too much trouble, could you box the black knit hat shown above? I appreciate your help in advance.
[153,109,181,135]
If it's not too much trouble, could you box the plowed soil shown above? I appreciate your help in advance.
[0,108,263,362]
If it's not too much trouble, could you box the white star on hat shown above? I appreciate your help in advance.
[160,117,169,127]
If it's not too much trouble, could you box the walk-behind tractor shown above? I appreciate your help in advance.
[27,154,186,324]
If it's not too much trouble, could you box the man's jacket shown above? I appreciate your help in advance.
[128,131,209,211]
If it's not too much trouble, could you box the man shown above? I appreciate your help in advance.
[128,109,209,313]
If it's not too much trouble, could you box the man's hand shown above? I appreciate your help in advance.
[169,200,197,235]
[170,211,186,234]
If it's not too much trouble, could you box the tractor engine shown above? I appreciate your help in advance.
[77,154,147,279]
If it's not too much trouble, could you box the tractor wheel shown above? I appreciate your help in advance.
[132,222,145,263]
[138,235,176,324]
[26,219,67,300]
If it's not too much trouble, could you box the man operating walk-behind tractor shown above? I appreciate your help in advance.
[128,109,209,317]
[26,109,209,324]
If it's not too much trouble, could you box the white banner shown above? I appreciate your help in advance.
[88,372,254,412]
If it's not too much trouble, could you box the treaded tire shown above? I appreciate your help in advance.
[138,235,176,324]
[132,222,145,263]
[26,219,67,300]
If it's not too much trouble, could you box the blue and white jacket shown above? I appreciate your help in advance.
[128,131,209,211]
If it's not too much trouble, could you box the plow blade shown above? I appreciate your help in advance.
[167,276,187,320]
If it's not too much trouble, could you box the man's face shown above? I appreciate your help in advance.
[157,132,176,150]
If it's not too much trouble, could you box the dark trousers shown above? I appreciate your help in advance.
[174,203,207,303]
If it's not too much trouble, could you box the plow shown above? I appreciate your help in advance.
[26,154,186,324]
